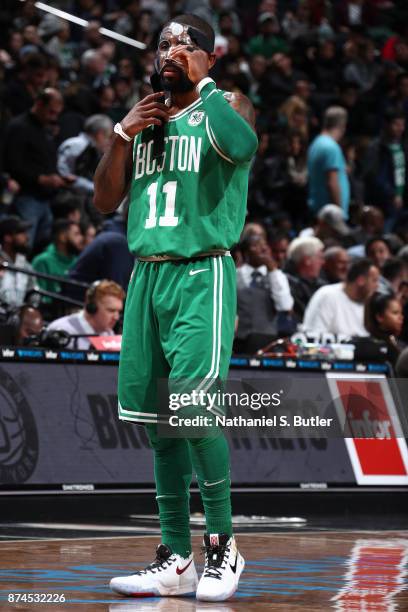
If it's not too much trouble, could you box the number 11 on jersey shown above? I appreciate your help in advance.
[145,181,179,229]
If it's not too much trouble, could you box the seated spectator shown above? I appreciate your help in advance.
[15,304,43,345]
[307,107,350,219]
[365,237,392,269]
[349,206,384,247]
[57,114,113,196]
[365,292,404,365]
[42,18,76,71]
[80,48,110,90]
[32,220,83,295]
[235,233,294,352]
[47,279,125,350]
[233,221,268,268]
[241,221,267,242]
[321,246,350,284]
[299,204,351,246]
[3,88,70,248]
[269,231,290,269]
[278,96,309,140]
[282,3,310,42]
[67,230,134,300]
[286,236,325,320]
[237,233,293,309]
[378,257,408,296]
[82,221,97,247]
[343,39,380,93]
[304,258,380,338]
[260,51,299,107]
[4,52,48,117]
[247,13,288,59]
[51,190,82,223]
[0,216,37,308]
[0,304,43,346]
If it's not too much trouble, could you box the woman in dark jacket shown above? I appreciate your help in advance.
[364,291,404,365]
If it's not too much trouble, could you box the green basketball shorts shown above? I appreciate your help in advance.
[118,254,236,424]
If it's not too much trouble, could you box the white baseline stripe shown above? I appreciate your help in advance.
[10,522,159,533]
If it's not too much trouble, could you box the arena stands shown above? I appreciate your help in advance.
[0,0,408,355]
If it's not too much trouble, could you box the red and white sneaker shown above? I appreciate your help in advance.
[195,533,245,601]
[110,544,198,597]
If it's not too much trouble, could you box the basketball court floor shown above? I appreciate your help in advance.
[1,520,407,610]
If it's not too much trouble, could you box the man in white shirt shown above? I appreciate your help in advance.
[47,279,125,349]
[235,233,294,350]
[304,258,380,338]
[237,233,293,311]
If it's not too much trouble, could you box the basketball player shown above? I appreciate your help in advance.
[94,15,257,602]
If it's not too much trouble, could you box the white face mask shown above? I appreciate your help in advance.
[158,22,195,63]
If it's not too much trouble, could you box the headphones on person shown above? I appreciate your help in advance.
[85,280,102,315]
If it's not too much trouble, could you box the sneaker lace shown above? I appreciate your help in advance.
[135,553,174,575]
[201,541,231,580]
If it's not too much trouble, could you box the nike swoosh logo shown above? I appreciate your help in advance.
[203,478,226,487]
[176,559,193,575]
[230,554,238,574]
[189,268,209,276]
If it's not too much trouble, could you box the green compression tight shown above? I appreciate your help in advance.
[145,424,232,558]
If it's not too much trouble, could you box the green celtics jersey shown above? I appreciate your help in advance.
[127,96,251,258]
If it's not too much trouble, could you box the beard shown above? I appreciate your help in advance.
[66,240,81,256]
[160,64,195,93]
[13,243,29,255]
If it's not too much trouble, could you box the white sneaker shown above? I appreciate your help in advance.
[110,544,198,597]
[196,533,245,602]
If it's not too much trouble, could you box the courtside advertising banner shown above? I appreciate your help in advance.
[0,361,407,488]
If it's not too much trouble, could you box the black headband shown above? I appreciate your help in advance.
[185,25,214,53]
[159,22,214,54]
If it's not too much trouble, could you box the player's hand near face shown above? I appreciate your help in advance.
[168,45,213,84]
[121,92,169,138]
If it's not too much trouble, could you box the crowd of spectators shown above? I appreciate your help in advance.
[0,0,408,370]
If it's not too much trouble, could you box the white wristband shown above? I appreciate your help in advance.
[114,122,133,142]
[196,77,215,94]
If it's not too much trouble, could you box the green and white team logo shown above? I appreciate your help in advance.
[188,110,205,127]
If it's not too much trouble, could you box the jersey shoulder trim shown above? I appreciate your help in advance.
[168,98,203,122]
[205,116,234,165]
